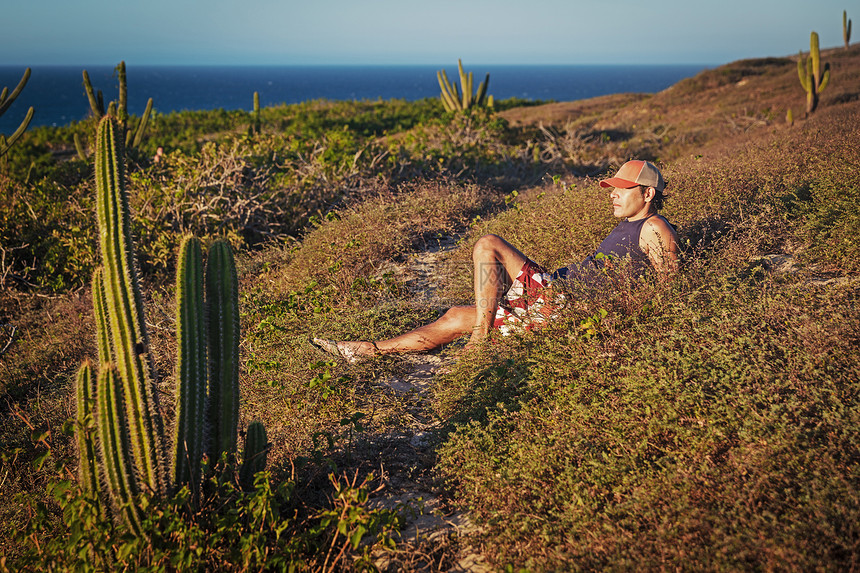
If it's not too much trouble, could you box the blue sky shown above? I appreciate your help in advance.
[1,0,854,66]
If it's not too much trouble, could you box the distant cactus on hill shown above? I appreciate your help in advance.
[76,61,153,159]
[249,91,261,136]
[0,67,34,159]
[845,11,852,49]
[797,31,830,116]
[437,59,493,113]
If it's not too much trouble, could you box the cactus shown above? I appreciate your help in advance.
[0,67,35,159]
[172,236,207,496]
[128,97,153,149]
[96,364,144,534]
[95,115,168,497]
[206,240,240,466]
[79,62,153,158]
[797,31,831,116]
[437,60,492,113]
[239,421,269,490]
[75,361,101,500]
[74,133,88,162]
[250,91,262,136]
[74,114,268,534]
[845,11,853,49]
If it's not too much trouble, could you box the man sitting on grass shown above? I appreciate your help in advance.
[313,160,679,362]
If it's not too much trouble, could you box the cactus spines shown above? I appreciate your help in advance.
[75,361,101,499]
[239,421,269,490]
[845,11,852,49]
[797,31,830,116]
[92,268,113,366]
[95,115,167,496]
[172,236,207,495]
[206,240,240,466]
[0,67,35,158]
[437,60,491,113]
[96,364,144,534]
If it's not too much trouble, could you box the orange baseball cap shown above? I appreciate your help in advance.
[599,160,665,191]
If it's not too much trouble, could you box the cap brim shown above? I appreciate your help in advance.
[599,177,639,189]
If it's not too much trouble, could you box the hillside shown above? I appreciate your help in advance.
[1,47,859,571]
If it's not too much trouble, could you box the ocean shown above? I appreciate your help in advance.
[0,64,709,132]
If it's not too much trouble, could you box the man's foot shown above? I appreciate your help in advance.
[462,332,489,354]
[311,338,379,364]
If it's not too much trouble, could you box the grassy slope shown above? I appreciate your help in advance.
[434,102,860,569]
[1,47,859,569]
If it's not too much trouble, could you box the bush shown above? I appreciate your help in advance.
[6,468,402,572]
[436,273,860,571]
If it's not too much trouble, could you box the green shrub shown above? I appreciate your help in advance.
[6,469,401,571]
[436,274,860,571]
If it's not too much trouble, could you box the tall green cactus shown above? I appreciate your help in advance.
[76,114,267,534]
[78,61,153,159]
[206,240,241,466]
[845,11,853,49]
[172,236,207,497]
[797,31,831,115]
[0,67,35,159]
[95,115,168,498]
[437,59,492,113]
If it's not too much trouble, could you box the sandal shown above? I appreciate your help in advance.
[311,337,378,364]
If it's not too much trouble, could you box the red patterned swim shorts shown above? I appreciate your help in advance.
[493,259,565,335]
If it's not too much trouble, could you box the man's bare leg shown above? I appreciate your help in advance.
[328,234,528,357]
[464,234,529,349]
[334,306,476,357]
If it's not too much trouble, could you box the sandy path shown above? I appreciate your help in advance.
[368,239,492,572]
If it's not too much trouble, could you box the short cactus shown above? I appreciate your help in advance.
[0,67,35,158]
[75,361,101,500]
[797,31,830,115]
[239,421,269,490]
[206,240,241,467]
[437,59,492,113]
[172,236,208,497]
[96,364,144,534]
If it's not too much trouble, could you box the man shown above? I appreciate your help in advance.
[312,160,679,362]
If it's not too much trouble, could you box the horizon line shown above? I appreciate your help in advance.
[0,61,723,69]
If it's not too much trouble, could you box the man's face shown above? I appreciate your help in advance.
[610,185,649,220]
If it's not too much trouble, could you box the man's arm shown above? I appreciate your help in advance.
[640,216,679,275]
